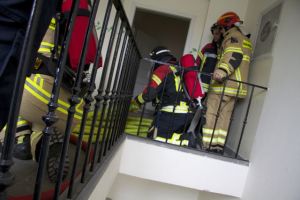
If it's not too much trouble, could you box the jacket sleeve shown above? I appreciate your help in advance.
[135,65,171,105]
[217,37,243,76]
[199,43,218,92]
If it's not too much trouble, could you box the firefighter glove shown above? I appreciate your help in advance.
[129,99,140,112]
[213,68,227,82]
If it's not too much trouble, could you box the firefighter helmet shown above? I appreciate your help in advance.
[217,12,242,29]
[149,46,172,61]
[149,46,176,69]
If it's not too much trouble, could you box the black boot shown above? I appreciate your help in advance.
[32,129,70,183]
[13,134,33,160]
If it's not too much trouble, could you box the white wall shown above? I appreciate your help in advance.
[200,0,249,48]
[88,143,124,200]
[108,174,200,200]
[121,0,250,54]
[198,191,239,200]
[109,174,240,200]
[119,138,249,197]
[241,0,300,200]
[121,0,210,54]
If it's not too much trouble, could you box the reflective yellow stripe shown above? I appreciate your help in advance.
[25,77,83,119]
[218,63,230,74]
[38,48,51,53]
[169,66,181,92]
[27,78,69,108]
[137,94,145,104]
[49,25,55,30]
[202,83,209,92]
[50,18,56,25]
[209,86,247,96]
[203,129,227,137]
[202,137,225,144]
[155,137,167,142]
[234,68,241,82]
[161,101,189,113]
[243,55,250,62]
[242,40,252,49]
[41,42,54,48]
[170,66,177,73]
[200,56,207,71]
[174,75,181,92]
[155,133,189,146]
[234,68,243,91]
[152,74,161,85]
[160,105,190,113]
[198,51,204,60]
[17,120,29,127]
[224,47,243,54]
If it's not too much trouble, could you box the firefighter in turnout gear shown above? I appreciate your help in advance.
[202,12,253,152]
[0,0,100,182]
[131,47,193,146]
[196,23,222,93]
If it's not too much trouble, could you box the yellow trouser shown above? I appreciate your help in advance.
[21,74,83,155]
[202,93,234,150]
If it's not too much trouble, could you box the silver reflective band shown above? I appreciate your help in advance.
[204,53,217,58]
[150,49,171,56]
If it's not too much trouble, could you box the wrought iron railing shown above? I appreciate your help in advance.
[128,58,267,161]
[0,0,141,199]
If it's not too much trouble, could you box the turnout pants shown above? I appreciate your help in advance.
[151,111,192,146]
[202,93,234,151]
[1,74,83,157]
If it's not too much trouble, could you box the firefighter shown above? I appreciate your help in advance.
[196,23,222,93]
[0,0,101,182]
[202,12,253,152]
[131,46,193,146]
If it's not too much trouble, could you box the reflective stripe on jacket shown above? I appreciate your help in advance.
[136,64,190,113]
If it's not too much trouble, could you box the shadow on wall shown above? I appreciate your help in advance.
[226,56,273,160]
[132,9,190,100]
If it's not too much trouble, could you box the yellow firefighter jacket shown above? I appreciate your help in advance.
[209,27,253,98]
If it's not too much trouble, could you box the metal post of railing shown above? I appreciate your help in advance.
[33,0,80,199]
[89,11,120,171]
[97,41,134,163]
[223,82,241,155]
[111,48,137,142]
[106,35,130,146]
[68,0,115,196]
[108,39,134,145]
[117,54,140,141]
[80,0,113,183]
[235,86,255,158]
[0,0,46,198]
[117,49,138,139]
[101,22,125,155]
[208,79,227,151]
[115,50,139,140]
[136,65,155,137]
[98,41,136,162]
[51,0,103,198]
